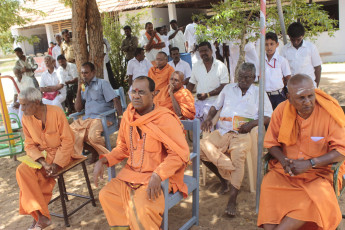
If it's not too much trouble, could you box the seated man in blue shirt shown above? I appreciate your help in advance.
[70,62,123,163]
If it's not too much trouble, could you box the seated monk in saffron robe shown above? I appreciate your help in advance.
[94,76,190,230]
[154,71,195,120]
[16,87,82,230]
[148,51,175,92]
[258,74,345,230]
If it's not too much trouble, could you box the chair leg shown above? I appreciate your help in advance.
[57,177,70,227]
[201,163,207,186]
[246,150,255,193]
[107,166,116,181]
[60,174,69,201]
[81,161,96,207]
[192,186,199,226]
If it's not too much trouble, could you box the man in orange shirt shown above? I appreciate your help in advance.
[16,87,81,230]
[154,71,195,120]
[258,74,345,230]
[94,76,190,229]
[148,51,175,92]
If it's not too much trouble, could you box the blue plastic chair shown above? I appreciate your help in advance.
[69,87,127,179]
[161,119,200,230]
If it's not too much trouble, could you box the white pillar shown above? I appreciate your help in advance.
[339,0,345,31]
[45,24,55,44]
[168,4,177,22]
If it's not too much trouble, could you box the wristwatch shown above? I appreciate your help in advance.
[309,158,316,168]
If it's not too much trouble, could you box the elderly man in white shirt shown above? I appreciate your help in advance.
[52,34,62,68]
[57,54,78,113]
[201,62,272,217]
[168,20,186,53]
[187,41,229,122]
[280,22,322,87]
[139,22,165,65]
[40,55,65,109]
[8,67,36,122]
[184,18,198,53]
[168,47,192,85]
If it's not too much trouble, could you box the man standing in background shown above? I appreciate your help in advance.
[121,26,139,63]
[168,20,186,53]
[14,47,39,89]
[61,29,75,64]
[52,34,62,68]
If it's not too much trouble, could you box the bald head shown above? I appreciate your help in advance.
[170,71,184,92]
[287,74,314,93]
[287,74,316,119]
[173,71,184,81]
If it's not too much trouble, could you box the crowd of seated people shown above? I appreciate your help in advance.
[12,19,345,230]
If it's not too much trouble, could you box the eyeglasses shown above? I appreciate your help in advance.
[238,75,254,80]
[129,90,147,96]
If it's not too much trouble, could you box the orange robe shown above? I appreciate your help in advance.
[148,64,175,92]
[153,85,196,120]
[257,101,345,229]
[16,105,79,221]
[99,104,189,229]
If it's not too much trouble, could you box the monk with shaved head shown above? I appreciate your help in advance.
[94,76,190,229]
[148,51,175,92]
[258,74,345,229]
[154,71,195,120]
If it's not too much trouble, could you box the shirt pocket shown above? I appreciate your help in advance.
[45,132,61,148]
[308,137,327,158]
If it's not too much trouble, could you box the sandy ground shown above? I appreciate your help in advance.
[0,65,345,230]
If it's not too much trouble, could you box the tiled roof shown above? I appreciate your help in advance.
[17,0,191,28]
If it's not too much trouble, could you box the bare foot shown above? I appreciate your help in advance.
[35,215,51,229]
[28,220,36,230]
[225,184,239,217]
[219,180,230,195]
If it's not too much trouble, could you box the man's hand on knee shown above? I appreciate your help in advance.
[146,172,162,201]
[238,121,256,134]
[201,119,213,132]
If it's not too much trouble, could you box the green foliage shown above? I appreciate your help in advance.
[267,0,338,39]
[196,1,260,44]
[102,11,146,91]
[196,0,338,80]
[0,31,39,54]
[102,14,127,90]
[59,0,72,8]
[0,0,44,54]
[196,0,338,44]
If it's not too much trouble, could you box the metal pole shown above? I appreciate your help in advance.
[276,0,287,45]
[256,0,266,213]
[0,76,14,144]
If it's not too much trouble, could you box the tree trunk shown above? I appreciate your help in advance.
[87,0,104,79]
[72,0,88,75]
[234,10,254,82]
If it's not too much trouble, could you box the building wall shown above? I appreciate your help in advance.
[16,26,46,55]
[314,0,345,63]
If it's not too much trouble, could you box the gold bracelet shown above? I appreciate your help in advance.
[207,93,210,98]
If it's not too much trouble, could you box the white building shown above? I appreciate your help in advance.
[12,0,210,55]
